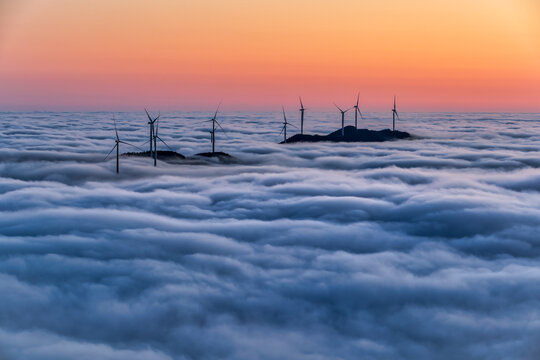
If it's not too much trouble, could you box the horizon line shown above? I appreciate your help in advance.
[1,109,540,114]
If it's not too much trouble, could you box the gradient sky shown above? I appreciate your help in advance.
[0,0,539,111]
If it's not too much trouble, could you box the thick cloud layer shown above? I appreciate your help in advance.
[0,111,539,360]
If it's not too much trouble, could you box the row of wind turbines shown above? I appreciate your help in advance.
[280,94,401,142]
[105,105,227,173]
[106,95,402,173]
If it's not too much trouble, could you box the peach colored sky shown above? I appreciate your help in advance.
[0,0,539,111]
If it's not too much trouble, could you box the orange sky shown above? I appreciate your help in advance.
[0,0,539,111]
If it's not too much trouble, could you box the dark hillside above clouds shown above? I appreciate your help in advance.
[282,126,411,143]
[123,150,186,159]
[195,151,233,159]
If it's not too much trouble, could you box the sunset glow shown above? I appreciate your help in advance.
[1,0,539,111]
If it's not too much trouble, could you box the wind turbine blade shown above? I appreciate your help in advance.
[282,106,287,121]
[279,125,285,135]
[396,112,401,121]
[213,101,222,120]
[299,96,304,109]
[119,141,142,151]
[139,139,151,147]
[358,108,364,120]
[193,119,213,125]
[356,93,359,107]
[215,120,229,137]
[144,108,153,122]
[344,107,353,113]
[113,119,119,140]
[334,103,343,112]
[289,123,299,129]
[157,136,173,151]
[104,144,117,160]
[150,113,160,124]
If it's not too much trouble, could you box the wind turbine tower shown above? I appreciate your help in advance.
[353,93,364,130]
[299,97,305,135]
[152,118,173,166]
[212,114,215,153]
[207,103,225,153]
[334,103,352,136]
[105,117,139,173]
[392,96,400,131]
[145,109,160,156]
[280,106,297,143]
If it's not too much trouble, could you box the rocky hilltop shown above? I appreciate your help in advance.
[282,126,411,143]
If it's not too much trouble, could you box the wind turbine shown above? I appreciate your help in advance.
[104,117,140,174]
[144,108,160,156]
[353,93,364,129]
[205,102,226,153]
[152,118,173,166]
[299,96,306,135]
[280,106,297,143]
[334,103,352,136]
[392,96,400,131]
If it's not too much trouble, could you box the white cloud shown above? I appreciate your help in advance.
[0,111,539,359]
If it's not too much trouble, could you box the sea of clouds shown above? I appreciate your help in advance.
[0,110,539,360]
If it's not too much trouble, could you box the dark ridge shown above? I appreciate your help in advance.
[122,150,186,159]
[195,152,234,159]
[281,126,411,144]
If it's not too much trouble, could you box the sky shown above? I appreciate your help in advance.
[0,0,539,111]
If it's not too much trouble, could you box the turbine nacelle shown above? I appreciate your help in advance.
[334,103,352,114]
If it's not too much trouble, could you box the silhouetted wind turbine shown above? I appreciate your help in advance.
[152,118,173,166]
[205,102,226,153]
[299,96,306,135]
[104,117,140,174]
[353,93,364,129]
[144,108,160,156]
[392,96,400,131]
[280,106,297,143]
[334,103,352,136]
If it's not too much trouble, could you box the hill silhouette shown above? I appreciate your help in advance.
[195,151,233,159]
[123,150,186,159]
[282,126,411,143]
